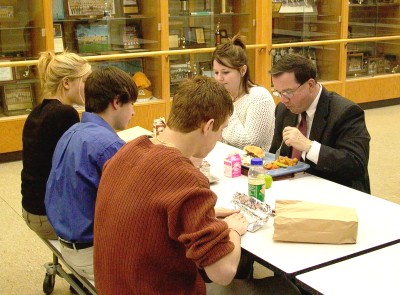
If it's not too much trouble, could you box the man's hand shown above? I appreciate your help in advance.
[283,126,312,153]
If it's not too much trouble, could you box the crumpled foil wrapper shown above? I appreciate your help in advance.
[230,192,272,232]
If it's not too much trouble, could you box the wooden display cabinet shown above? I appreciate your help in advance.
[168,0,255,95]
[0,0,46,153]
[271,1,342,83]
[1,0,400,154]
[346,0,400,101]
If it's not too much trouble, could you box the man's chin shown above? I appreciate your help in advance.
[285,105,300,114]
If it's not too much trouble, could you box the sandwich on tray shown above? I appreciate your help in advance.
[243,145,265,158]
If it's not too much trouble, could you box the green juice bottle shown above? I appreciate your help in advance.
[248,158,265,202]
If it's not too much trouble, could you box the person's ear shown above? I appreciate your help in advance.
[240,65,247,77]
[62,77,70,90]
[111,95,120,109]
[202,119,214,135]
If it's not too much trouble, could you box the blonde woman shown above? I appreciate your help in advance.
[212,34,275,151]
[21,51,91,240]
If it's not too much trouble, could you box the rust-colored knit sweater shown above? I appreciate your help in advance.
[94,136,234,295]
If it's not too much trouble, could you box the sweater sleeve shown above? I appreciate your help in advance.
[168,179,234,269]
[222,86,275,151]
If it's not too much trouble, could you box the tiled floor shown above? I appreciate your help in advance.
[0,104,399,294]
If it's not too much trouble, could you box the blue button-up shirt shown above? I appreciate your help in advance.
[45,112,125,242]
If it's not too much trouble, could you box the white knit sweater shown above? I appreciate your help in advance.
[222,86,275,151]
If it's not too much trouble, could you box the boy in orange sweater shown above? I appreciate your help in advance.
[94,76,248,294]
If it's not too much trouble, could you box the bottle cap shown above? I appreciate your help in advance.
[250,158,263,166]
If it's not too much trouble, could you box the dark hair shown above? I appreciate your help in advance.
[168,76,233,133]
[84,66,138,113]
[212,33,255,93]
[269,54,317,84]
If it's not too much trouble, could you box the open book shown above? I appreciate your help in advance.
[117,126,153,142]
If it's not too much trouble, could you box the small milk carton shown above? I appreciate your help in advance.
[224,153,242,178]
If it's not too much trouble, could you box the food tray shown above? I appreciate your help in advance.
[230,192,272,232]
[241,152,310,178]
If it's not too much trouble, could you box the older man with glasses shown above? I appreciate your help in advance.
[269,54,371,194]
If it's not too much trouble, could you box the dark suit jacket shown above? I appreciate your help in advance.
[269,87,371,194]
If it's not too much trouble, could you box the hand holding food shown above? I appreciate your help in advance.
[283,126,312,153]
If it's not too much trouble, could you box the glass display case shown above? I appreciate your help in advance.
[270,44,341,82]
[0,64,38,117]
[0,0,45,119]
[1,0,400,153]
[0,0,46,59]
[270,1,342,82]
[52,0,160,53]
[168,0,253,49]
[272,1,341,44]
[168,0,254,95]
[347,0,400,78]
[52,0,162,100]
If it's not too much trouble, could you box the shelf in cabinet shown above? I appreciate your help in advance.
[169,12,250,18]
[0,26,37,31]
[135,97,164,105]
[349,3,400,8]
[273,13,336,19]
[349,21,400,29]
[346,72,398,80]
[53,15,154,23]
[0,113,29,120]
[272,29,337,38]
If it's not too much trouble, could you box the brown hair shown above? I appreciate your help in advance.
[37,51,91,97]
[212,33,255,93]
[168,76,233,133]
[84,66,138,113]
[270,54,317,84]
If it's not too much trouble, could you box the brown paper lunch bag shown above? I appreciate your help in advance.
[273,200,358,244]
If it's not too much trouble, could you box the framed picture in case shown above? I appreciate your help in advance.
[121,24,142,50]
[76,24,111,53]
[367,57,385,75]
[14,65,36,80]
[169,35,180,49]
[184,27,206,48]
[123,0,139,15]
[2,84,34,115]
[0,61,14,82]
[0,6,14,19]
[67,0,115,17]
[347,53,364,75]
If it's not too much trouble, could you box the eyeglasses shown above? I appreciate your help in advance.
[272,80,308,99]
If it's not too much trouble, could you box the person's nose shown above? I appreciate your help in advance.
[280,95,290,104]
[215,73,223,83]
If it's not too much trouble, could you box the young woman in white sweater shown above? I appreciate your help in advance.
[212,34,275,151]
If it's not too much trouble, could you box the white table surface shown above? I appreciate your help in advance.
[295,243,400,295]
[205,142,400,277]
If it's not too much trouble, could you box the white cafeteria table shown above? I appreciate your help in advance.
[206,142,400,278]
[295,243,400,294]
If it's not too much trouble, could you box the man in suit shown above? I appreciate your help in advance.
[269,54,371,193]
